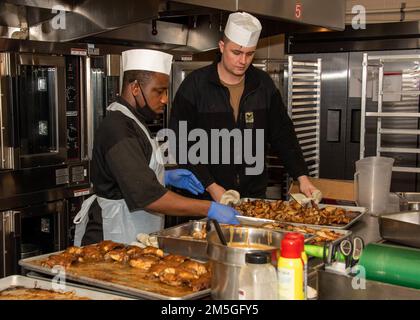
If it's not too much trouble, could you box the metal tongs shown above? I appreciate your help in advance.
[207,219,228,246]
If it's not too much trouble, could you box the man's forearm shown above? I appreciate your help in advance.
[206,183,226,202]
[297,175,310,184]
[146,190,211,217]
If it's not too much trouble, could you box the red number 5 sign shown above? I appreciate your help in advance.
[295,3,302,19]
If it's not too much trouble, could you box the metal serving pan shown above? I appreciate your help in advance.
[25,271,139,299]
[379,211,420,248]
[235,198,367,230]
[19,253,210,300]
[260,223,352,246]
[152,220,208,260]
[0,275,133,300]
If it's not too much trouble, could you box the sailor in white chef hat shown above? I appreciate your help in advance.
[169,12,321,203]
[120,49,173,118]
[219,11,262,79]
[73,49,240,246]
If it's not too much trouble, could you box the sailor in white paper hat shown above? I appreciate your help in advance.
[74,48,240,246]
[224,11,262,48]
[169,12,321,203]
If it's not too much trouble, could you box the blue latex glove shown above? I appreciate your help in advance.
[207,202,240,225]
[164,169,205,195]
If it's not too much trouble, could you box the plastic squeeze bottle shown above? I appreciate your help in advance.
[285,232,308,299]
[277,238,304,300]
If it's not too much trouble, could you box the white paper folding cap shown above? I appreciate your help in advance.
[224,12,262,48]
[122,49,173,75]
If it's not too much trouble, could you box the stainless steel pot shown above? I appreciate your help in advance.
[207,226,285,300]
[396,193,420,211]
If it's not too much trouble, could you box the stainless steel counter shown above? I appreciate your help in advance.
[349,213,382,244]
[313,212,420,300]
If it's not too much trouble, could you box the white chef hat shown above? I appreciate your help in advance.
[224,12,262,48]
[122,49,173,75]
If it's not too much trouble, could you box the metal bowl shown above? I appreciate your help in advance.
[207,226,285,300]
[396,192,420,211]
[189,220,207,239]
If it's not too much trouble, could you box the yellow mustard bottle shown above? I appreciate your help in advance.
[285,233,308,299]
[278,237,304,300]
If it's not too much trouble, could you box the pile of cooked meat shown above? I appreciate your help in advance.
[41,241,210,292]
[0,287,90,300]
[261,222,343,245]
[235,199,355,226]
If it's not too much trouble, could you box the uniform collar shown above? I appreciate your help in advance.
[208,61,261,94]
[116,96,149,125]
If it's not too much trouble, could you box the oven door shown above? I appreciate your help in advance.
[1,200,66,277]
[1,210,21,277]
[3,53,67,169]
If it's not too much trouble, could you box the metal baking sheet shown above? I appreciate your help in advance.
[25,271,140,299]
[19,253,210,300]
[0,275,133,300]
[152,221,208,261]
[379,211,420,248]
[259,222,352,246]
[235,199,367,230]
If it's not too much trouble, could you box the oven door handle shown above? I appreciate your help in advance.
[9,211,20,236]
[0,75,18,169]
[8,75,19,149]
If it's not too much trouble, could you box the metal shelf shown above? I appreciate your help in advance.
[292,114,319,120]
[368,54,420,62]
[381,91,420,96]
[292,107,319,113]
[293,119,320,126]
[292,94,321,99]
[380,128,420,135]
[292,101,319,107]
[296,132,318,139]
[292,61,318,67]
[379,147,420,154]
[360,52,420,175]
[295,125,318,132]
[287,56,322,179]
[366,112,420,118]
[393,167,420,173]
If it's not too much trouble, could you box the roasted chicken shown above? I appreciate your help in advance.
[142,246,164,258]
[235,200,356,226]
[178,260,208,276]
[262,222,343,245]
[129,255,160,271]
[42,252,78,268]
[162,254,186,264]
[98,240,125,253]
[104,248,130,264]
[78,245,105,263]
[40,241,211,292]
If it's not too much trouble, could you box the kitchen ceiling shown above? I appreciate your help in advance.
[0,0,345,52]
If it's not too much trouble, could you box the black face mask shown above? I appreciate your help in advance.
[134,83,159,122]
